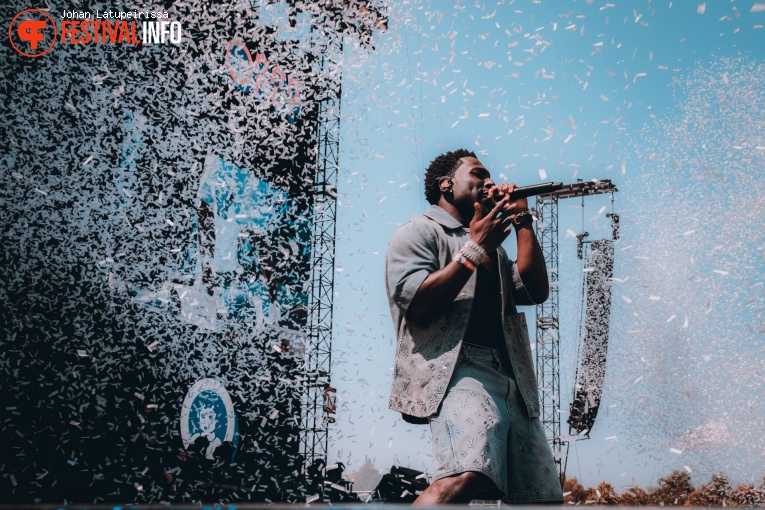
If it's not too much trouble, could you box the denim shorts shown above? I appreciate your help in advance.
[429,343,564,503]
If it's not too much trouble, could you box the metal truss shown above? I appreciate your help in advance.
[534,179,619,483]
[299,16,344,468]
[298,0,388,471]
[534,196,566,483]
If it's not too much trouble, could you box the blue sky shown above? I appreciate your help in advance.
[330,0,765,489]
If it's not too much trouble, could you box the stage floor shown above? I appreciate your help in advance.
[0,505,549,510]
[0,506,728,510]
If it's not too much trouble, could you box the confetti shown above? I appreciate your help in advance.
[4,1,765,504]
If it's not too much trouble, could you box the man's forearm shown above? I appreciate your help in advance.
[515,224,549,303]
[406,261,474,323]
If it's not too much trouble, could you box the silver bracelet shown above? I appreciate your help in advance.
[458,246,483,267]
[462,240,489,266]
[453,253,477,272]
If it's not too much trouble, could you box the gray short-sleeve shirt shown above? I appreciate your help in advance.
[385,205,543,419]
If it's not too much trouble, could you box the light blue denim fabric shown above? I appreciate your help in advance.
[430,343,563,503]
[385,205,542,420]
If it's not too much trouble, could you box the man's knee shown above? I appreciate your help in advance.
[457,471,487,488]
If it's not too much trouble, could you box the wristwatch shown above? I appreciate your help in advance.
[511,210,533,226]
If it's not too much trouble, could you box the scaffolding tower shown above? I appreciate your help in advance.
[534,179,618,483]
[299,1,387,468]
[300,34,343,466]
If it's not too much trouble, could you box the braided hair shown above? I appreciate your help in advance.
[423,149,477,204]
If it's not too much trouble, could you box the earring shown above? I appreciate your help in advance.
[440,178,453,193]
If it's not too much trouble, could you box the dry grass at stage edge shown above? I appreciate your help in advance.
[563,470,765,506]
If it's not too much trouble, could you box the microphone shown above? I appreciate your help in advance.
[509,182,563,198]
[496,182,564,199]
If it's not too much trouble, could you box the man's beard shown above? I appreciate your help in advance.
[480,194,496,215]
[454,199,478,222]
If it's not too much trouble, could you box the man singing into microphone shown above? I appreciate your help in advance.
[385,149,563,504]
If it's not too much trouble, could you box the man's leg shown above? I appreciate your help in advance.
[413,471,491,505]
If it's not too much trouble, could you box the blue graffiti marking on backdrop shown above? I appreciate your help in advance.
[168,155,311,339]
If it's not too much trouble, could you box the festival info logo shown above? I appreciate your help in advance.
[180,378,239,460]
[9,9,180,57]
[9,9,57,57]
